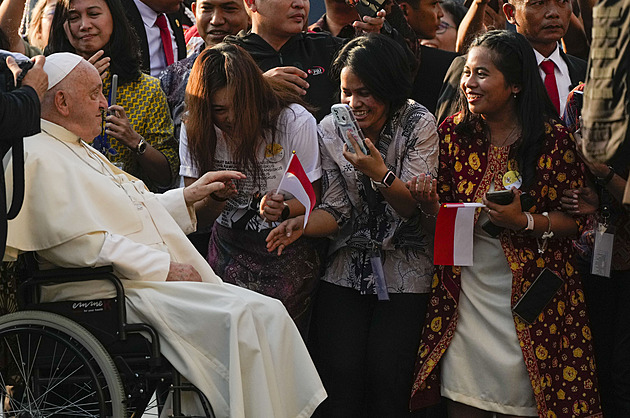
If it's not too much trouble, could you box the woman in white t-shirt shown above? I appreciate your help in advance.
[179,44,323,335]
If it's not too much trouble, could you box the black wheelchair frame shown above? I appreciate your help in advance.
[0,253,215,417]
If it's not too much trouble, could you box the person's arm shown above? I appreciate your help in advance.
[561,2,590,60]
[0,0,26,54]
[456,0,506,53]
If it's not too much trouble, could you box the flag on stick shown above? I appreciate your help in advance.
[434,203,484,266]
[276,152,316,229]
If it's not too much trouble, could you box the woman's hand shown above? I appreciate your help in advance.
[88,50,111,80]
[105,105,143,149]
[560,187,599,215]
[408,173,439,204]
[266,216,305,255]
[482,188,527,230]
[259,191,286,222]
[183,170,245,205]
[342,132,388,182]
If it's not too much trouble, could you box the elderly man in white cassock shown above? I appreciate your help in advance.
[2,52,326,418]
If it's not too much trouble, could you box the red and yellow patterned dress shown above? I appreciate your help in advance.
[410,114,602,417]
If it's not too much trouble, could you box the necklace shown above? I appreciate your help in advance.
[488,123,521,148]
[45,129,144,210]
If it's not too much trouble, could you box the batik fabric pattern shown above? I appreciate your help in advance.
[96,72,178,191]
[410,113,603,417]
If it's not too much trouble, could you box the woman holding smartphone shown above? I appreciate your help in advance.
[409,30,601,417]
[47,0,178,191]
[267,34,439,417]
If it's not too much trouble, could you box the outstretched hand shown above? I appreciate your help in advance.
[263,66,309,96]
[184,170,246,205]
[266,216,305,255]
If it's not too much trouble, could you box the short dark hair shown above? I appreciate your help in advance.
[331,34,412,118]
[46,0,142,84]
[441,0,467,28]
[457,30,559,189]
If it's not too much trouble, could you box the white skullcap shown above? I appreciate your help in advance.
[43,52,84,90]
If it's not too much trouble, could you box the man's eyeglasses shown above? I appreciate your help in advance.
[436,20,454,34]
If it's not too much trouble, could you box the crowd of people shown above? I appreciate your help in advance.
[0,0,627,416]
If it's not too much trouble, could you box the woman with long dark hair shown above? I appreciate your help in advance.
[47,0,178,191]
[180,43,322,335]
[409,30,602,417]
[267,33,439,417]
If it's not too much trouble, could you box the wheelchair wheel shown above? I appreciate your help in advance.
[0,310,126,417]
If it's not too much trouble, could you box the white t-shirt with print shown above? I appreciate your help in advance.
[180,103,321,231]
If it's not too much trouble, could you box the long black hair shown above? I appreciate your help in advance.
[456,30,559,189]
[46,0,141,84]
[331,33,412,119]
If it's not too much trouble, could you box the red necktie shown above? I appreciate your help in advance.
[540,60,560,114]
[156,14,174,66]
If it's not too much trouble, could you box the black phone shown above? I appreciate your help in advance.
[348,0,387,18]
[512,268,564,325]
[482,191,535,237]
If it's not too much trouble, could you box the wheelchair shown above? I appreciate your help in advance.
[0,253,216,418]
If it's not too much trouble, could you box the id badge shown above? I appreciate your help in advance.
[370,252,390,301]
[591,221,615,278]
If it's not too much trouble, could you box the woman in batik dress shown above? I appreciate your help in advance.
[409,30,602,418]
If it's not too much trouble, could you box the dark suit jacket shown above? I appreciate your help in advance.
[435,48,587,124]
[411,45,459,116]
[120,0,187,74]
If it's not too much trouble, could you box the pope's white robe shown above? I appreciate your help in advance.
[3,120,326,418]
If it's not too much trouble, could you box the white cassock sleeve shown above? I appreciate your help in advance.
[38,232,171,282]
[156,188,197,235]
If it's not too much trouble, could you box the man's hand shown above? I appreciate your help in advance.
[263,66,309,95]
[88,50,111,80]
[8,55,48,101]
[266,216,305,255]
[353,9,386,33]
[183,170,246,205]
[166,262,202,282]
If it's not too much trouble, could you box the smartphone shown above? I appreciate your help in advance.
[482,191,536,237]
[347,0,387,18]
[331,104,368,154]
[110,74,118,107]
[512,268,564,325]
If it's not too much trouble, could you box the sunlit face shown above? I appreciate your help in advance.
[400,0,444,39]
[211,86,235,135]
[505,0,572,51]
[63,0,113,59]
[193,0,249,47]
[65,63,108,140]
[249,0,309,45]
[420,12,457,51]
[340,67,389,139]
[460,46,520,120]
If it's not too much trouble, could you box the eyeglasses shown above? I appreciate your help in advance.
[436,20,454,34]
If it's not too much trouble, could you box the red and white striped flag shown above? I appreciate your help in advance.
[434,203,484,266]
[276,152,316,229]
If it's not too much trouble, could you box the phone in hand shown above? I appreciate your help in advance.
[512,268,564,324]
[110,74,118,107]
[482,190,536,237]
[346,0,387,18]
[331,104,368,154]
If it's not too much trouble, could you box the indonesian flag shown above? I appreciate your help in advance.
[276,152,316,229]
[434,203,484,266]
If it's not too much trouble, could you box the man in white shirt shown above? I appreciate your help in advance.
[122,0,188,76]
[4,52,326,418]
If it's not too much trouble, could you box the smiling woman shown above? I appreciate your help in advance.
[46,0,179,191]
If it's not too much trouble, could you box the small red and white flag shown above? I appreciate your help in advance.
[276,152,316,229]
[434,203,484,266]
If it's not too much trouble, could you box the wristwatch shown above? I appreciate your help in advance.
[595,166,615,186]
[371,170,396,189]
[136,137,147,155]
[280,202,290,221]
